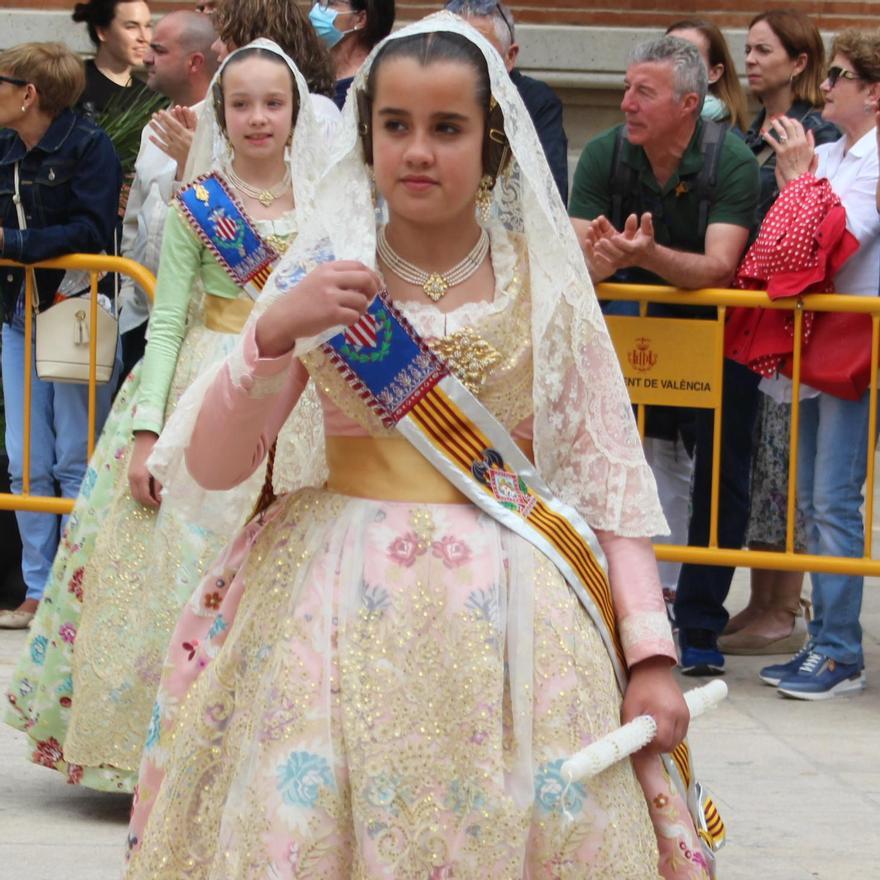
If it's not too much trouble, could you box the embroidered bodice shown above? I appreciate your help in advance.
[304,231,534,438]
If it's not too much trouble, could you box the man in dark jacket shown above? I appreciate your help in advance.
[445,0,569,203]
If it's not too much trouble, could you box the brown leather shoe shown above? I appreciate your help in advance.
[719,614,808,656]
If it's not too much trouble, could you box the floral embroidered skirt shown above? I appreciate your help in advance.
[3,322,258,792]
[126,489,712,879]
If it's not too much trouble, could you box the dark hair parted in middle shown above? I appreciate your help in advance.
[212,47,301,134]
[360,31,509,180]
[748,9,827,107]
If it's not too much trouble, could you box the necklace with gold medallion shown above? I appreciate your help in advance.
[226,164,291,208]
[377,226,490,302]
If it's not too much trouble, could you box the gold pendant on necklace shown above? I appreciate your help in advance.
[422,273,449,302]
[258,191,274,208]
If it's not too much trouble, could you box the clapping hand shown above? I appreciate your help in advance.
[588,212,657,273]
[581,215,627,280]
[763,115,817,190]
[149,106,199,179]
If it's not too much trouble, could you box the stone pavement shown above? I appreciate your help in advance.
[1,571,878,880]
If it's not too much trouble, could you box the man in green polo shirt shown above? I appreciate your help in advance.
[569,36,760,677]
[570,37,758,289]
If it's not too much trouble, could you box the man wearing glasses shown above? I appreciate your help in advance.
[445,0,569,203]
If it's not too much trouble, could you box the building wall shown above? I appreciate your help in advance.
[8,0,880,26]
[395,0,880,30]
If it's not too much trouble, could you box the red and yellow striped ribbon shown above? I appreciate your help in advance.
[251,264,272,291]
[670,742,726,849]
[408,383,625,670]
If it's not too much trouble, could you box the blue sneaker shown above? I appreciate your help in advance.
[679,629,724,676]
[776,650,866,701]
[759,642,814,687]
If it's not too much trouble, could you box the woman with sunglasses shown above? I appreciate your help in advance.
[749,29,880,699]
[0,43,121,630]
[309,0,395,109]
[718,9,841,657]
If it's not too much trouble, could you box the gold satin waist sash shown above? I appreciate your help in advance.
[203,294,254,334]
[325,435,534,504]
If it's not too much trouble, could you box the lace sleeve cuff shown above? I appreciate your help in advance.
[131,403,164,435]
[619,611,676,667]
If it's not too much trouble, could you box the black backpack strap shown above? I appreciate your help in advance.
[609,125,638,231]
[694,119,728,239]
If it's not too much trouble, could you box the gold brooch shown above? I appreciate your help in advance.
[428,328,502,394]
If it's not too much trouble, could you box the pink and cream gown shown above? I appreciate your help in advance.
[125,236,712,880]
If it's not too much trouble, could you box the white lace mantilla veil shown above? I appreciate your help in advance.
[154,13,668,539]
[180,37,327,201]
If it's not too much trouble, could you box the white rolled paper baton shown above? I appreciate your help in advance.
[561,680,728,783]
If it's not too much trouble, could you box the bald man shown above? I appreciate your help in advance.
[119,10,219,374]
[144,10,218,106]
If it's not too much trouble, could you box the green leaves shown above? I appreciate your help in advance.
[95,88,168,176]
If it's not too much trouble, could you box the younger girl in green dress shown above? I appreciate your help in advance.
[3,39,336,792]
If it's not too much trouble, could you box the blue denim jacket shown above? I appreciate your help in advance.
[0,108,122,323]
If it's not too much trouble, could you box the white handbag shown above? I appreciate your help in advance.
[14,162,118,384]
[35,297,118,384]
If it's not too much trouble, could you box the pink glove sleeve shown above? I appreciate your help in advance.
[186,324,310,491]
[596,529,676,668]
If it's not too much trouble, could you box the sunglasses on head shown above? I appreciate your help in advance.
[0,75,28,87]
[445,0,515,47]
[826,65,860,87]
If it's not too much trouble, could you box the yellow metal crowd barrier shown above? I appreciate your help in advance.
[599,282,880,576]
[1,264,877,579]
[0,255,156,516]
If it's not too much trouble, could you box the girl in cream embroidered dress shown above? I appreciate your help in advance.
[126,17,714,879]
[3,42,333,792]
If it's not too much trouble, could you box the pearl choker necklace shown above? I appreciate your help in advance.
[377,226,489,302]
[225,165,291,208]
